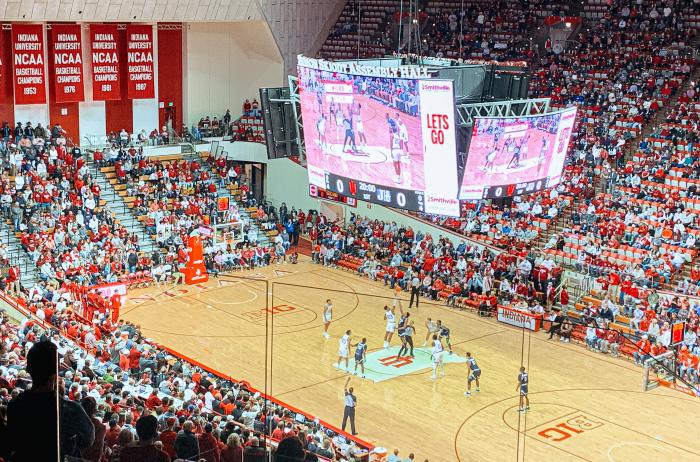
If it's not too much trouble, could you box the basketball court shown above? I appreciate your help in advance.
[121,259,700,461]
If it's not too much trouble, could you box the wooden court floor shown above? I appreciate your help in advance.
[122,259,700,462]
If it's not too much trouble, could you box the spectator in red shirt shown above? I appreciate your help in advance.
[198,423,221,462]
[221,433,244,462]
[159,417,178,459]
[633,335,652,365]
[120,415,170,462]
[146,389,163,410]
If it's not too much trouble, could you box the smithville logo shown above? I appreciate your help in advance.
[421,84,451,91]
[425,196,458,204]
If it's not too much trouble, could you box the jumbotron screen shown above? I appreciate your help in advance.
[298,65,460,216]
[459,107,577,200]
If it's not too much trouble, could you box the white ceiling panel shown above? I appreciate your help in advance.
[0,0,268,21]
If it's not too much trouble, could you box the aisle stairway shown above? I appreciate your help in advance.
[0,221,39,288]
[92,165,158,255]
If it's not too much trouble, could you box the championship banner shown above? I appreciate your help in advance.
[51,24,84,103]
[497,306,541,332]
[126,24,155,99]
[0,35,4,86]
[90,24,120,101]
[184,235,209,284]
[12,24,47,104]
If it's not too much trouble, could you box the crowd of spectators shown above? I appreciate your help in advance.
[0,303,368,461]
[307,212,566,318]
[2,1,700,459]
[0,121,162,296]
[192,102,264,144]
[422,0,544,61]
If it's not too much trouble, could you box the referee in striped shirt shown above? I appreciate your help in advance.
[342,377,358,435]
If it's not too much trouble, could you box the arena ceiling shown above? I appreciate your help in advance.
[0,0,345,74]
[0,0,261,22]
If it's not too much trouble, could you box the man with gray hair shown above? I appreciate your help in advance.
[174,420,200,460]
[243,435,268,461]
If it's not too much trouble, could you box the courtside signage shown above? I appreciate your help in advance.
[419,80,460,217]
[497,306,541,331]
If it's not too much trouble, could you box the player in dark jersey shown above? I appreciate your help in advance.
[517,366,530,412]
[342,113,358,153]
[397,320,415,358]
[316,90,324,112]
[483,147,498,172]
[464,352,481,397]
[353,338,368,378]
[329,98,338,124]
[507,140,523,168]
[436,320,453,354]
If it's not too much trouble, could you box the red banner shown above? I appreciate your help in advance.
[12,24,47,104]
[90,24,120,101]
[51,24,84,103]
[126,24,154,99]
[0,34,4,84]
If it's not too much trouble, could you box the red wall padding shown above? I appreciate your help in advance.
[157,26,183,131]
[104,27,133,134]
[0,29,15,127]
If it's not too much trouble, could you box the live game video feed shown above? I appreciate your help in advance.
[298,65,460,216]
[459,107,577,200]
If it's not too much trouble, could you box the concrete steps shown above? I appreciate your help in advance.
[92,167,158,255]
[0,220,39,288]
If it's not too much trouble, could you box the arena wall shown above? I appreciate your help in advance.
[265,157,499,253]
[184,21,284,126]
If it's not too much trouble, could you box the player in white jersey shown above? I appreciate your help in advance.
[317,113,328,150]
[338,329,352,372]
[464,352,481,396]
[423,317,439,346]
[517,366,530,412]
[383,305,396,348]
[430,334,445,379]
[390,130,404,184]
[355,104,367,145]
[520,134,530,161]
[322,299,333,339]
[397,116,409,155]
[335,106,344,141]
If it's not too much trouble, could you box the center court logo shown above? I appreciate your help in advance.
[333,348,466,383]
[378,355,413,368]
